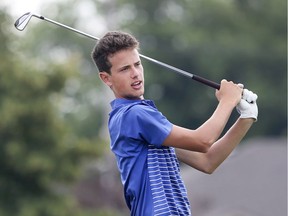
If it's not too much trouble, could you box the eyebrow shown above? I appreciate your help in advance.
[118,65,130,71]
[118,60,141,71]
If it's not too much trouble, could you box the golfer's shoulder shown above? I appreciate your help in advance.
[125,100,157,117]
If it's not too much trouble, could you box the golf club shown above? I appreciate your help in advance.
[14,12,220,89]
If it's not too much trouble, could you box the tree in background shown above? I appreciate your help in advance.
[1,0,286,215]
[95,0,287,137]
[0,8,114,216]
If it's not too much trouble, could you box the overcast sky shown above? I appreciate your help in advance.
[1,0,107,38]
[1,0,56,16]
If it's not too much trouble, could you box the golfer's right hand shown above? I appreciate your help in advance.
[216,79,242,106]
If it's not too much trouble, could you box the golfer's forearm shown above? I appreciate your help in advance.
[176,118,253,174]
[204,118,254,172]
[196,100,235,146]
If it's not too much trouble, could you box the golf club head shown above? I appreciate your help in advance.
[14,12,33,31]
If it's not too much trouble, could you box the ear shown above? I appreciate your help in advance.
[99,72,112,87]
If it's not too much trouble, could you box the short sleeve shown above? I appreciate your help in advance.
[123,104,173,147]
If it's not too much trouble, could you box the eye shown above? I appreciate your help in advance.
[120,66,129,72]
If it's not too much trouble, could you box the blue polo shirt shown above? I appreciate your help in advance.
[109,98,191,216]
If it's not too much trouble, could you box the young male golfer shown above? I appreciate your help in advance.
[91,31,258,216]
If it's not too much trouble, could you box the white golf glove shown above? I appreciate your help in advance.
[236,88,258,121]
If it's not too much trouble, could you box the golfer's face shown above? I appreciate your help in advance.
[108,48,144,99]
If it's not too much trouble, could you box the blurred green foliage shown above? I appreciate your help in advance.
[96,0,287,136]
[0,0,286,215]
[0,8,109,216]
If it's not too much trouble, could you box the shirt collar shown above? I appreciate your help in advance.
[110,98,156,109]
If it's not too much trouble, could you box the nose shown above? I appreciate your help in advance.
[130,66,140,79]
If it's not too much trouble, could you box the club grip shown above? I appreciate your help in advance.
[192,75,220,90]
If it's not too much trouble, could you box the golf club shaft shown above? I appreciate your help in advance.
[38,14,99,41]
[15,12,221,90]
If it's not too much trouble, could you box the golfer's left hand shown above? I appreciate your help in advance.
[236,89,258,121]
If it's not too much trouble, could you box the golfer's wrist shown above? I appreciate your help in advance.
[219,99,238,109]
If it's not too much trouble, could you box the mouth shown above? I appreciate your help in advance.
[131,81,142,89]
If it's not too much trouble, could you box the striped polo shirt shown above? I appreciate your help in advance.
[109,98,191,216]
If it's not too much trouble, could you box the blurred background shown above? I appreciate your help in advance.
[0,0,286,215]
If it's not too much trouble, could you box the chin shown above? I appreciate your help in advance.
[125,94,144,100]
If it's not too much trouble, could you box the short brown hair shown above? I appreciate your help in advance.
[91,31,139,73]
